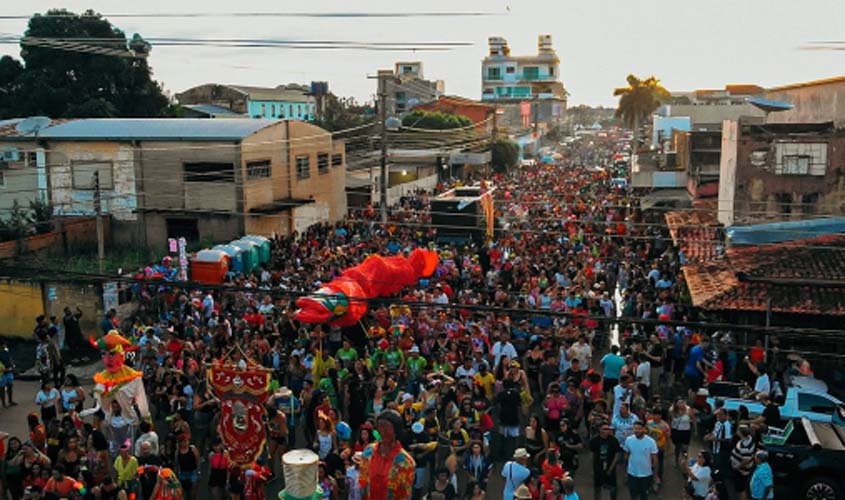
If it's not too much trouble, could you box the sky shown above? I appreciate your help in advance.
[1,0,844,107]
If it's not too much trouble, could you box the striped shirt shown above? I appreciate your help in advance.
[731,437,756,475]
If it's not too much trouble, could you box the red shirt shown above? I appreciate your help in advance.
[749,347,765,364]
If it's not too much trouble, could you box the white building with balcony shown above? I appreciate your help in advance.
[481,35,567,130]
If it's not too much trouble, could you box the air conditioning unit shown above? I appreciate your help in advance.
[2,147,20,162]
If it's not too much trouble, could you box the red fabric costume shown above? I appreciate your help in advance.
[295,248,438,327]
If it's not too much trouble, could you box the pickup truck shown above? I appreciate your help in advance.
[706,385,845,424]
[766,416,845,500]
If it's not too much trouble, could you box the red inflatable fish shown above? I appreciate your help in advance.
[294,248,439,327]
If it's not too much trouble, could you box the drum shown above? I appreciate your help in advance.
[280,449,320,500]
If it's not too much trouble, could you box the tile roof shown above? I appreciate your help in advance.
[683,234,845,316]
[665,208,723,263]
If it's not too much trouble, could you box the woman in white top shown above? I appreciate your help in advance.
[670,399,696,467]
[685,450,713,500]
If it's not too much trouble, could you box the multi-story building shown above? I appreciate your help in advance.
[718,118,845,227]
[1,118,346,247]
[176,83,317,121]
[480,35,567,130]
[0,118,49,213]
[377,62,444,117]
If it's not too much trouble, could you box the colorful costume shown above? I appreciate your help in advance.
[81,331,149,427]
[295,248,438,327]
[358,442,415,500]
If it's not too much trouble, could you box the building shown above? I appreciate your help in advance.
[181,104,245,118]
[412,95,498,133]
[0,118,346,248]
[176,83,316,120]
[481,35,567,130]
[377,62,444,117]
[0,118,49,213]
[763,76,845,128]
[717,119,845,227]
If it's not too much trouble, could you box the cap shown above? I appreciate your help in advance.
[409,345,420,353]
[411,422,424,434]
[402,393,414,402]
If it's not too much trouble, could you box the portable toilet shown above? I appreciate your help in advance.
[242,235,271,264]
[190,249,228,284]
[231,239,259,273]
[213,244,245,275]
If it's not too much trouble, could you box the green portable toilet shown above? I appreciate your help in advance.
[231,239,259,273]
[242,235,271,264]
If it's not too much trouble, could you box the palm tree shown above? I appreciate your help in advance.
[613,74,670,146]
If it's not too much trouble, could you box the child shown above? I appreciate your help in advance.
[562,477,579,500]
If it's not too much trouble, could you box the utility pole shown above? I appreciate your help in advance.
[94,170,104,273]
[378,75,389,223]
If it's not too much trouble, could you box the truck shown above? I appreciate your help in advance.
[766,416,845,500]
[706,385,845,424]
[430,185,496,245]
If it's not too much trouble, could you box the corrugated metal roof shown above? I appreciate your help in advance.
[183,104,244,116]
[39,118,280,141]
[727,217,845,246]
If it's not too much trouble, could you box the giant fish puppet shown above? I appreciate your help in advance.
[81,331,150,427]
[295,248,439,327]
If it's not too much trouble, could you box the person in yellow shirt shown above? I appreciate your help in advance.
[113,439,139,496]
[473,364,496,399]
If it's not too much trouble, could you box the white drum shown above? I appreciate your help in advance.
[281,449,319,499]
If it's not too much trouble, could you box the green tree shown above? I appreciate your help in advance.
[0,9,169,118]
[491,138,519,173]
[613,74,670,143]
[312,93,373,132]
[401,110,473,130]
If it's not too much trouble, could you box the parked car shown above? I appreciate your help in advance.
[766,416,845,500]
[706,385,845,424]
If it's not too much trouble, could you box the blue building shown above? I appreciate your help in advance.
[176,83,316,121]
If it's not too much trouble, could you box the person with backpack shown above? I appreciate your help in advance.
[502,448,532,500]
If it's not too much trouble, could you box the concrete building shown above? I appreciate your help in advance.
[481,35,567,130]
[718,119,845,227]
[763,76,845,128]
[0,118,49,213]
[0,119,346,248]
[176,83,316,121]
[377,62,444,117]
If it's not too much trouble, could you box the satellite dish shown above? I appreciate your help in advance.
[15,116,51,136]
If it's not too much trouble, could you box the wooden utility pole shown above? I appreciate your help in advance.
[94,170,104,273]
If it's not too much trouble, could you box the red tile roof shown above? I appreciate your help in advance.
[684,234,845,315]
[665,209,723,263]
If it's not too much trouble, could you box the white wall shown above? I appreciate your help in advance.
[718,120,739,227]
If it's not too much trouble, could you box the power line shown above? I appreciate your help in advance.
[0,11,501,20]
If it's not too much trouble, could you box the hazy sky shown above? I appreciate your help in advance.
[2,0,844,107]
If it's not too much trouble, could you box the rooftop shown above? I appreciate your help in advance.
[226,84,312,102]
[182,104,245,117]
[683,233,845,316]
[766,76,845,93]
[29,118,280,141]
[665,208,723,263]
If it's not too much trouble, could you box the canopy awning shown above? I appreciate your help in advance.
[640,188,692,210]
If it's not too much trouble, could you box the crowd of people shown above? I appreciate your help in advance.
[0,136,783,500]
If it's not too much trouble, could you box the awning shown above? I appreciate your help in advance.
[640,189,692,210]
[746,96,793,113]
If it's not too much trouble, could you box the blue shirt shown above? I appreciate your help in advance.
[750,462,774,499]
[601,353,626,379]
[685,345,705,377]
[501,461,530,500]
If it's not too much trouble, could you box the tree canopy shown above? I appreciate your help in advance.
[312,93,373,132]
[401,110,473,130]
[0,9,170,118]
[613,74,670,133]
[491,138,519,172]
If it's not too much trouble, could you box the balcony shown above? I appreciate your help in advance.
[485,74,503,81]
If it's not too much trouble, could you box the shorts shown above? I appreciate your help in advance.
[685,373,702,392]
[732,471,750,493]
[0,372,13,387]
[593,467,617,488]
[501,425,520,438]
[671,429,692,446]
[178,471,199,484]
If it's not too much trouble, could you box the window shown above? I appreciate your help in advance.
[280,106,285,118]
[395,92,407,102]
[26,151,37,167]
[802,193,819,215]
[317,153,329,174]
[775,142,827,175]
[486,67,502,80]
[506,66,515,74]
[331,153,343,167]
[271,104,276,117]
[72,161,114,189]
[183,162,235,183]
[775,192,792,215]
[246,159,271,180]
[0,170,5,188]
[402,65,414,74]
[166,218,199,243]
[549,65,555,76]
[297,105,302,118]
[798,393,837,415]
[296,155,310,179]
[523,66,539,80]
[261,103,266,115]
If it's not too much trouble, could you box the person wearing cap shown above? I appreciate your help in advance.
[409,420,437,496]
[114,438,139,496]
[359,409,415,500]
[405,345,427,396]
[749,450,773,500]
[502,448,531,500]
